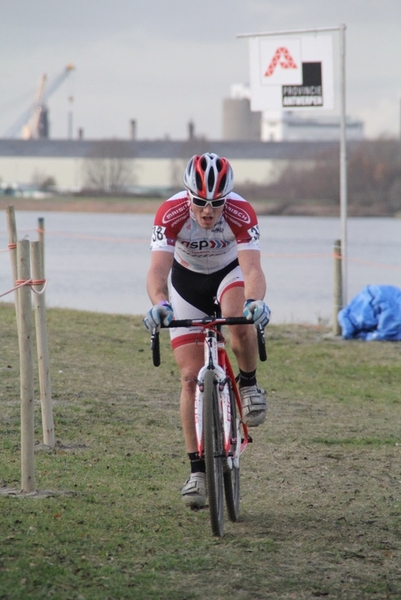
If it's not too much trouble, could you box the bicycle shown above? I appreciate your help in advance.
[149,314,267,537]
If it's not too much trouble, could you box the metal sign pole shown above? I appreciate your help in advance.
[237,26,342,38]
[339,23,348,307]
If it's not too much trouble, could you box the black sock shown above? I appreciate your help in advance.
[239,369,257,388]
[188,452,205,474]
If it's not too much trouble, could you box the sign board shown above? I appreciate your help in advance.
[249,34,334,111]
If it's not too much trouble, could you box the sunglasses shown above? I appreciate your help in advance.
[190,194,226,208]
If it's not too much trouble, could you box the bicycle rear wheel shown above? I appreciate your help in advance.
[224,383,240,522]
[203,369,224,537]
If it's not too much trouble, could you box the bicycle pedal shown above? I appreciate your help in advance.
[241,436,253,444]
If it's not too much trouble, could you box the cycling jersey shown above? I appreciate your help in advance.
[150,191,260,274]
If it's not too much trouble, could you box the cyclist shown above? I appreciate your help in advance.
[144,153,270,509]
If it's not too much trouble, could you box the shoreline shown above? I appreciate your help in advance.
[0,196,397,218]
[0,197,159,214]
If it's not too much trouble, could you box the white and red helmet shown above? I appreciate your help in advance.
[183,153,234,200]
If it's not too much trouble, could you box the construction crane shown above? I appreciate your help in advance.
[4,64,75,139]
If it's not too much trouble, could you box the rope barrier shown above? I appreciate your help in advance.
[0,278,47,298]
[0,243,16,252]
[262,252,332,259]
[346,256,401,270]
[261,251,401,270]
[1,229,400,270]
[0,228,148,252]
[36,229,148,244]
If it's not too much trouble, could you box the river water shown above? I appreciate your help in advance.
[1,211,400,325]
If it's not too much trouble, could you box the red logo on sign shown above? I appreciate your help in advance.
[264,47,297,77]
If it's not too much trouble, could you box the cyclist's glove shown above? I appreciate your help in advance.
[243,299,271,328]
[144,301,174,330]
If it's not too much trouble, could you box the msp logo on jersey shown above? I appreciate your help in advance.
[181,240,229,251]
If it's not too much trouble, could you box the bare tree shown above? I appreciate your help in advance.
[31,169,57,191]
[83,140,135,193]
[239,138,401,215]
[347,138,401,210]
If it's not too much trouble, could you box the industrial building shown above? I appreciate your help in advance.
[0,75,362,195]
[0,138,345,195]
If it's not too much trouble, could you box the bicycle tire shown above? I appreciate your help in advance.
[203,369,224,537]
[223,383,240,522]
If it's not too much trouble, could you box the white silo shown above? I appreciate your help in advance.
[222,84,261,141]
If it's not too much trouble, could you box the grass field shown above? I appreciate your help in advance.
[0,303,400,599]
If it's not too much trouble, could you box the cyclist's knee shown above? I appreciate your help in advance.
[180,371,198,395]
[230,327,257,363]
[230,324,255,348]
[174,344,203,387]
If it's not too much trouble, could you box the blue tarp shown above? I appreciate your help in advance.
[338,285,401,341]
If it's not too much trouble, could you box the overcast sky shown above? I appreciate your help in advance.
[1,0,400,141]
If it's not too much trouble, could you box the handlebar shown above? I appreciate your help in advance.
[150,316,267,367]
[163,316,252,328]
[256,324,267,362]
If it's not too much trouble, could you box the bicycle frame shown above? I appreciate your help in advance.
[150,314,266,536]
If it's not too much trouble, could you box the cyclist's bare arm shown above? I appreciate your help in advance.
[237,249,266,301]
[147,251,174,305]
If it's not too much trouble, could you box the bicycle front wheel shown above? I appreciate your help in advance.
[203,369,224,537]
[224,384,240,522]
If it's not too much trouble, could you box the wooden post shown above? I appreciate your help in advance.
[16,240,36,492]
[333,239,343,336]
[6,206,19,324]
[37,217,45,275]
[31,241,55,448]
